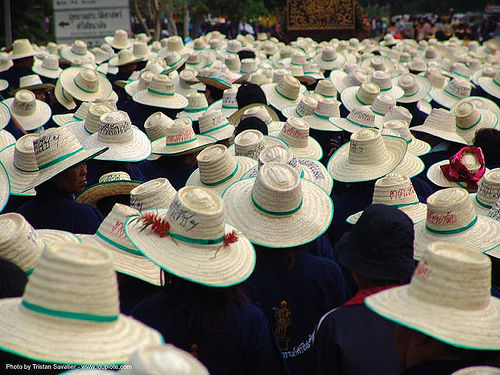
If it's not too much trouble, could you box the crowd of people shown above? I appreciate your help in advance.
[0,27,499,374]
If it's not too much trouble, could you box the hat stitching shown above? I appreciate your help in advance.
[274,86,295,101]
[456,114,482,130]
[163,137,197,147]
[73,77,98,94]
[355,93,368,105]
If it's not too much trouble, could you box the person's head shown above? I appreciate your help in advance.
[53,160,88,194]
[474,128,500,168]
[236,82,267,109]
[237,49,256,61]
[234,117,268,137]
[13,56,34,69]
[204,84,223,105]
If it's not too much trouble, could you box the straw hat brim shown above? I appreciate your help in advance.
[313,53,346,70]
[24,147,107,191]
[124,80,143,97]
[478,77,500,99]
[340,87,375,112]
[0,161,9,211]
[185,156,257,195]
[416,99,433,115]
[261,83,303,111]
[59,47,95,63]
[151,134,216,156]
[0,61,13,71]
[347,201,427,224]
[228,103,280,126]
[284,136,323,160]
[37,229,81,245]
[456,109,499,145]
[413,215,500,260]
[76,180,142,207]
[0,102,11,130]
[469,193,493,216]
[132,90,188,110]
[32,63,62,80]
[327,135,407,182]
[228,135,287,157]
[396,76,432,103]
[0,144,37,196]
[9,51,36,60]
[201,123,235,141]
[196,76,232,90]
[365,284,500,350]
[281,105,307,119]
[59,68,112,102]
[0,130,15,150]
[407,137,432,156]
[302,115,343,132]
[360,56,396,72]
[103,36,133,50]
[3,98,51,131]
[411,124,468,145]
[0,80,8,92]
[392,152,425,178]
[124,209,256,287]
[0,299,163,364]
[52,113,79,127]
[222,177,333,248]
[298,158,334,194]
[64,120,94,144]
[108,56,143,67]
[10,83,55,96]
[329,116,378,134]
[96,63,119,76]
[83,126,152,162]
[176,109,208,121]
[329,70,352,93]
[54,80,76,111]
[429,87,465,109]
[427,160,489,188]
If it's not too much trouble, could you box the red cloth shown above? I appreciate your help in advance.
[440,147,485,191]
[344,285,397,306]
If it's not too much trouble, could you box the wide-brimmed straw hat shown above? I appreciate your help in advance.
[124,70,155,97]
[124,186,256,287]
[54,79,76,110]
[2,89,51,132]
[478,71,500,100]
[328,128,407,182]
[32,54,62,79]
[282,95,318,119]
[412,188,500,260]
[222,162,333,247]
[0,102,10,131]
[452,367,500,375]
[172,69,200,97]
[370,93,397,126]
[176,93,209,121]
[314,79,337,99]
[0,134,39,196]
[196,68,234,90]
[24,127,107,191]
[330,68,368,93]
[229,128,287,156]
[185,144,257,195]
[132,41,156,61]
[0,160,9,210]
[366,241,500,350]
[341,82,381,112]
[0,52,13,72]
[65,103,114,144]
[60,40,95,64]
[228,103,281,130]
[81,203,163,286]
[452,101,498,145]
[275,117,323,160]
[59,67,112,102]
[151,117,216,156]
[261,74,304,111]
[330,106,378,133]
[313,45,346,71]
[430,77,472,109]
[104,29,133,50]
[8,39,36,60]
[83,111,151,162]
[397,73,432,103]
[76,171,142,208]
[347,173,427,224]
[360,56,396,75]
[198,109,234,141]
[369,71,404,100]
[382,118,431,156]
[302,97,342,132]
[470,168,500,216]
[411,108,467,144]
[133,74,188,109]
[0,241,163,364]
[108,49,143,67]
[130,177,177,211]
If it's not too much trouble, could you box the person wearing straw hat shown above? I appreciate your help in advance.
[451,100,499,146]
[197,68,235,106]
[129,177,177,212]
[0,241,163,367]
[16,126,107,234]
[128,186,288,375]
[104,29,134,51]
[469,168,500,217]
[3,39,36,91]
[198,109,235,146]
[176,92,209,122]
[312,204,415,375]
[222,162,347,374]
[262,74,305,116]
[2,89,51,133]
[365,241,500,373]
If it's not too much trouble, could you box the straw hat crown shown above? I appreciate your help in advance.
[443,78,472,99]
[83,103,115,134]
[279,118,310,148]
[356,82,380,105]
[373,173,420,207]
[348,128,395,165]
[11,90,39,117]
[96,111,134,144]
[196,144,239,186]
[276,74,300,101]
[454,101,486,130]
[241,105,273,125]
[420,108,458,134]
[234,130,265,159]
[162,118,197,144]
[184,92,208,111]
[294,96,318,117]
[198,109,231,134]
[13,133,39,173]
[225,54,241,72]
[144,112,174,141]
[222,88,238,109]
[382,119,413,142]
[130,177,177,211]
[257,144,299,173]
[10,39,35,59]
[148,74,176,95]
[371,93,395,115]
[475,169,500,208]
[96,203,141,253]
[315,79,337,98]
[347,106,376,127]
[314,97,340,117]
[370,70,394,90]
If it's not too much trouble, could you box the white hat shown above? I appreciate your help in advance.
[261,74,304,111]
[65,103,114,144]
[366,241,500,349]
[478,71,500,100]
[282,95,318,119]
[198,109,234,140]
[52,101,91,127]
[330,106,378,133]
[370,93,396,126]
[397,73,432,103]
[313,45,346,71]
[470,168,500,216]
[327,128,407,182]
[341,82,381,111]
[411,108,467,144]
[176,93,209,121]
[302,97,342,132]
[2,90,51,131]
[11,74,54,96]
[60,40,95,64]
[369,70,404,100]
[453,101,498,145]
[108,49,143,67]
[104,29,133,49]
[172,69,200,97]
[360,56,396,75]
[54,78,76,110]
[0,52,13,71]
[430,77,472,109]
[59,67,113,102]
[219,87,239,117]
[276,117,323,160]
[124,70,156,97]
[163,35,193,57]
[130,177,177,211]
[0,102,10,130]
[132,41,156,61]
[382,118,431,156]
[83,111,151,162]
[229,103,283,134]
[330,68,368,93]
[452,367,500,375]
[8,39,36,60]
[90,47,112,65]
[32,54,62,79]
[133,74,188,109]
[196,68,234,90]
[222,162,333,247]
[125,186,256,287]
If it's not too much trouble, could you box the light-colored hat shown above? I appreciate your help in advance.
[90,47,112,65]
[0,240,163,364]
[144,112,174,142]
[2,89,51,131]
[303,62,325,80]
[218,87,239,117]
[104,29,133,49]
[341,82,381,111]
[360,56,396,75]
[330,106,378,133]
[0,134,39,195]
[276,117,323,160]
[124,70,155,97]
[224,54,241,73]
[430,77,472,109]
[59,67,113,102]
[370,93,396,126]
[11,74,54,96]
[198,109,234,141]
[302,97,342,132]
[478,71,500,100]
[369,70,404,100]
[8,39,36,60]
[452,367,500,375]
[261,74,304,111]
[132,41,155,61]
[125,186,256,287]
[382,118,431,156]
[313,45,346,71]
[222,162,333,247]
[60,40,95,64]
[81,203,162,286]
[54,78,76,110]
[108,49,143,67]
[413,188,500,259]
[229,103,282,133]
[0,52,13,71]
[0,102,10,130]
[423,66,449,90]
[347,173,427,224]
[453,101,498,145]
[0,79,7,92]
[172,69,200,97]
[0,129,15,151]
[397,73,432,103]
[83,111,151,162]
[472,67,497,87]
[32,54,62,79]
[330,68,368,93]
[159,51,187,73]
[365,241,500,349]
[163,35,193,57]
[196,68,234,90]
[470,169,500,216]
[130,177,177,212]
[282,95,318,119]
[427,150,486,189]
[176,93,209,121]
[133,74,188,109]
[151,118,216,156]
[185,144,257,195]
[65,103,114,144]
[327,128,407,182]
[411,108,467,144]
[314,79,337,99]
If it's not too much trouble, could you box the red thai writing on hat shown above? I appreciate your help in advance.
[415,260,432,281]
[110,221,126,238]
[427,210,457,225]
[166,129,194,143]
[283,124,307,139]
[389,186,414,200]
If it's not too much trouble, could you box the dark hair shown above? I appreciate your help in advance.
[253,243,312,271]
[236,83,267,109]
[473,128,500,168]
[0,257,27,298]
[237,50,256,61]
[234,117,268,136]
[205,85,224,102]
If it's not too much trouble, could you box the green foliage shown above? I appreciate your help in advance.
[3,0,54,45]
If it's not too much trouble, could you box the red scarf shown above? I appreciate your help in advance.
[344,285,397,306]
[440,147,485,191]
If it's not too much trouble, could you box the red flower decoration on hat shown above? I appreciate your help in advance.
[142,212,170,238]
[440,147,485,191]
[223,230,239,247]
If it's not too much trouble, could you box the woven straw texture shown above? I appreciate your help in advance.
[130,177,177,211]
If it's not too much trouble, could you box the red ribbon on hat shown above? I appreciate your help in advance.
[440,147,485,191]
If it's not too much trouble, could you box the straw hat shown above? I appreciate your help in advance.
[360,56,396,75]
[347,173,427,224]
[0,127,15,150]
[452,367,500,375]
[52,101,92,127]
[369,71,404,100]
[341,82,380,111]
[9,39,36,60]
[10,74,54,97]
[0,101,10,131]
[132,41,156,61]
[60,40,95,64]
[382,118,431,156]
[196,68,234,91]
[104,29,133,49]
[151,118,216,156]
[218,87,239,117]
[327,128,407,182]
[130,177,177,211]
[176,93,209,121]
[54,78,76,110]
[59,67,112,102]
[330,68,368,93]
[370,93,397,126]
[124,70,155,97]
[2,90,51,131]
[32,54,62,79]
[470,169,500,216]
[396,73,431,103]
[228,128,287,157]
[366,241,500,349]
[66,103,114,144]
[222,162,333,247]
[163,36,193,57]
[422,66,449,90]
[185,144,257,195]
[452,101,498,145]
[411,108,467,144]
[303,62,324,81]
[229,103,282,133]
[471,66,497,86]
[330,106,378,133]
[282,95,318,119]
[453,96,500,121]
[76,171,142,208]
[83,111,151,162]
[133,74,188,110]
[261,74,304,111]
[125,186,256,287]
[90,47,112,65]
[108,49,143,67]
[0,240,163,364]
[430,77,472,109]
[302,97,342,132]
[478,70,500,100]
[172,69,200,97]
[198,109,234,141]
[224,54,241,73]
[313,45,346,71]
[412,188,500,260]
[276,117,323,160]
[0,52,13,71]
[314,79,337,99]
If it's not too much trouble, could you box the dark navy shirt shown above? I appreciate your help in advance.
[138,157,196,190]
